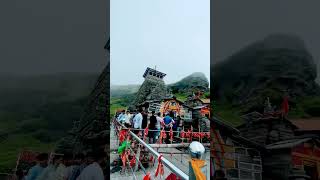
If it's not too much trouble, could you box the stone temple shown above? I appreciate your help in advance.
[132,67,168,109]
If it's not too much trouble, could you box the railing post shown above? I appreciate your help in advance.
[188,141,208,180]
[130,131,189,180]
[134,144,141,172]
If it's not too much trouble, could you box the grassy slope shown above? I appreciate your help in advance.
[0,73,97,173]
[110,98,126,118]
[216,96,320,127]
[214,103,244,126]
[0,134,54,173]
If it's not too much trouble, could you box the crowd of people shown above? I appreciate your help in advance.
[116,109,179,144]
[112,108,210,174]
[15,151,107,180]
[115,108,210,144]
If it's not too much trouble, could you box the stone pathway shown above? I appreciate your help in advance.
[110,126,210,179]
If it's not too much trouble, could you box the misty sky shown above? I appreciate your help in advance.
[0,0,108,75]
[213,0,320,80]
[111,0,210,85]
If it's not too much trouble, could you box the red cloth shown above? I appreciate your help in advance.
[282,96,289,115]
[193,132,199,138]
[129,156,135,167]
[166,173,181,180]
[143,172,151,180]
[119,130,127,144]
[180,130,185,138]
[121,151,126,168]
[144,127,149,140]
[161,129,167,139]
[206,132,210,138]
[155,155,164,177]
[186,130,191,138]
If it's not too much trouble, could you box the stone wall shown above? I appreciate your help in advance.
[238,115,296,146]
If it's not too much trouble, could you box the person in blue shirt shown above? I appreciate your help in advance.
[163,113,174,127]
[25,153,48,180]
[163,112,174,143]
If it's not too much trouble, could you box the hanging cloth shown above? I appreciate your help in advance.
[143,172,151,180]
[144,127,149,140]
[166,173,182,180]
[119,129,127,144]
[155,154,164,178]
[169,127,173,142]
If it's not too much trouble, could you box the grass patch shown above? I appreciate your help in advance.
[215,104,244,127]
[0,134,54,173]
[174,93,188,102]
[110,98,126,120]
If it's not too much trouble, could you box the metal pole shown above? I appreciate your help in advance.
[134,145,141,172]
[130,131,189,180]
[149,143,210,148]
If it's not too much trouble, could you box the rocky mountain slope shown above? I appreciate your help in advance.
[212,34,320,114]
[110,72,209,98]
[168,72,209,94]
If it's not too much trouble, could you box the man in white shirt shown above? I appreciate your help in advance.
[155,112,163,140]
[124,111,131,127]
[117,110,126,124]
[133,109,143,135]
[77,151,105,180]
[53,155,67,180]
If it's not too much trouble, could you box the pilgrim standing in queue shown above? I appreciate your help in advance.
[25,153,48,180]
[76,151,106,180]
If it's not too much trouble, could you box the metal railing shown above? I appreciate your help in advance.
[113,119,189,180]
[130,131,189,180]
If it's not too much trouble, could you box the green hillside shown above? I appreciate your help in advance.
[0,73,98,173]
[213,34,320,126]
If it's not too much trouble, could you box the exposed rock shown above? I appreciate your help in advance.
[168,72,209,94]
[212,34,320,113]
